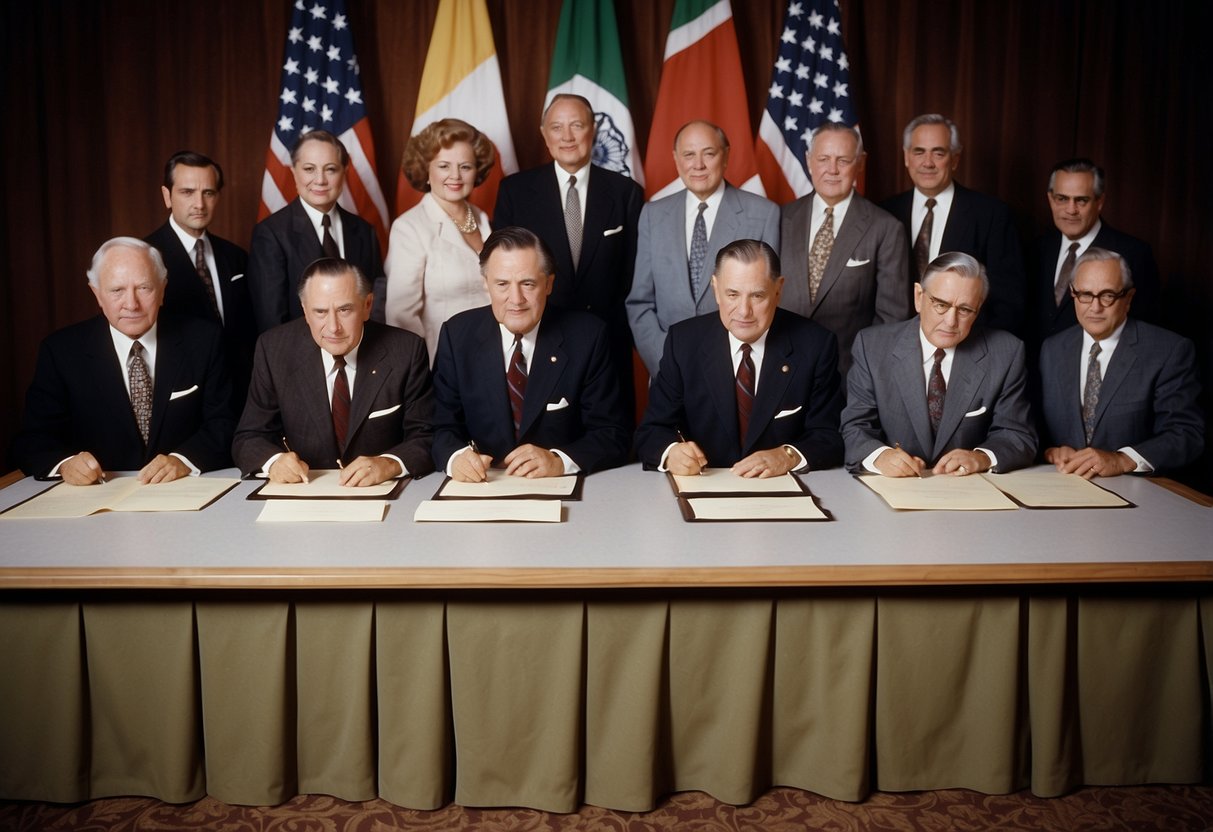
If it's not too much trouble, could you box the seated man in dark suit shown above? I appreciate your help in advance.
[880,114,1025,334]
[1040,248,1203,477]
[635,239,843,477]
[842,252,1037,477]
[248,130,385,333]
[431,227,630,482]
[145,150,255,401]
[233,258,434,486]
[1030,158,1159,345]
[11,237,234,482]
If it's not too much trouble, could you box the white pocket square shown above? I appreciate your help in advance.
[845,258,870,267]
[964,406,987,418]
[169,385,198,400]
[775,406,803,419]
[603,225,624,237]
[546,397,570,411]
[230,273,245,282]
[369,404,401,419]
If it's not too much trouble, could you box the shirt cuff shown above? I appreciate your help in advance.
[47,455,75,478]
[975,447,999,472]
[784,445,809,473]
[169,452,200,477]
[862,446,890,474]
[259,451,284,478]
[380,454,408,478]
[1118,446,1153,473]
[550,449,580,474]
[656,441,679,473]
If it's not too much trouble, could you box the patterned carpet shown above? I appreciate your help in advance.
[3,786,1213,831]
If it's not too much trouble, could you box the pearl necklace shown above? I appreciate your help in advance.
[453,202,478,234]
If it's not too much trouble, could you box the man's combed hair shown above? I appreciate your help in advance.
[297,257,372,299]
[163,150,224,191]
[1048,157,1105,197]
[478,226,556,277]
[86,237,167,287]
[1075,246,1133,289]
[901,114,962,154]
[922,251,989,299]
[291,129,350,167]
[715,239,781,280]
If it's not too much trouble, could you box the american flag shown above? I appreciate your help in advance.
[258,0,390,250]
[756,0,858,203]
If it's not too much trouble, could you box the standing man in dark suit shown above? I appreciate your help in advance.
[842,252,1036,476]
[494,94,644,419]
[635,240,843,476]
[1030,158,1160,345]
[432,227,630,482]
[1040,248,1203,478]
[781,123,911,381]
[11,238,234,482]
[233,258,433,485]
[145,150,255,402]
[881,114,1025,334]
[247,130,384,333]
[627,120,780,379]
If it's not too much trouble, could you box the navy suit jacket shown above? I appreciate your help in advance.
[494,163,644,416]
[635,308,844,471]
[247,198,383,333]
[232,319,434,477]
[145,221,255,401]
[626,184,781,377]
[841,318,1037,472]
[1039,319,1204,472]
[11,314,235,477]
[882,183,1026,334]
[1030,221,1159,343]
[431,305,630,475]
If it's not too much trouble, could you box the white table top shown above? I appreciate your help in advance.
[0,465,1209,588]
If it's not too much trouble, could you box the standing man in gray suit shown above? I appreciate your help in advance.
[841,252,1036,477]
[780,123,911,381]
[626,120,780,378]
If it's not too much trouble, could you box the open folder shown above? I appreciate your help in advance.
[1,476,239,519]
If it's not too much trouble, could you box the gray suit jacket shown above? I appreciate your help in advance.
[1039,319,1204,472]
[841,317,1037,472]
[780,193,911,381]
[626,184,780,377]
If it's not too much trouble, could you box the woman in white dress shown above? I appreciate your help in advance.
[385,118,496,364]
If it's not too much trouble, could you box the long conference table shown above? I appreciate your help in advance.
[0,465,1209,812]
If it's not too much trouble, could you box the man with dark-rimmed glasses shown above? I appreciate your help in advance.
[1038,247,1203,478]
[841,251,1037,477]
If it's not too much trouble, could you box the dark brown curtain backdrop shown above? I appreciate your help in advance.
[3,1,1210,474]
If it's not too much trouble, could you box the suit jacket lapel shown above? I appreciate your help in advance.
[892,322,935,457]
[538,167,578,278]
[1092,320,1136,434]
[701,188,742,304]
[345,328,388,451]
[88,318,144,450]
[701,325,741,449]
[146,323,184,453]
[746,324,793,452]
[812,197,871,313]
[933,335,987,459]
[337,205,365,265]
[578,166,612,279]
[939,185,969,251]
[1052,327,1085,442]
[291,201,324,263]
[521,318,566,435]
[294,338,337,456]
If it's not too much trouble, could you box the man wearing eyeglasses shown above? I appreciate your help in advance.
[841,251,1036,477]
[1038,248,1203,478]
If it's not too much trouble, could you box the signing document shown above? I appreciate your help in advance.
[436,469,579,499]
[256,500,387,522]
[1,475,239,519]
[984,469,1131,508]
[254,469,400,498]
[671,468,805,496]
[859,472,1018,511]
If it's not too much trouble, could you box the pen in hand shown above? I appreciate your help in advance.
[894,442,922,477]
[675,428,705,476]
[468,439,488,483]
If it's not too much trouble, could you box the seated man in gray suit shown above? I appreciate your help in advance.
[233,258,434,486]
[780,123,911,380]
[626,120,780,378]
[842,252,1036,477]
[1039,248,1203,477]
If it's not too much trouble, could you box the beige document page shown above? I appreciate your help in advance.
[256,469,398,497]
[414,499,562,522]
[437,469,578,498]
[1,476,238,519]
[985,470,1131,508]
[859,473,1019,511]
[672,468,802,494]
[256,499,387,522]
[686,495,827,521]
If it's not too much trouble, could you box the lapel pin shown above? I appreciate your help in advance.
[550,356,557,363]
[781,364,790,373]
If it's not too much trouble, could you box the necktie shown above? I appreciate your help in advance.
[193,239,220,320]
[321,213,341,259]
[1082,341,1102,445]
[332,353,350,449]
[914,197,936,279]
[507,335,527,439]
[735,343,755,449]
[128,341,153,445]
[808,206,834,303]
[927,348,946,435]
[1055,241,1080,307]
[565,175,582,270]
[688,202,708,298]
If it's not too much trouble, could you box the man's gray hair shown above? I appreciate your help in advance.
[921,251,989,300]
[297,257,373,300]
[1048,158,1106,198]
[809,122,864,157]
[1074,246,1133,290]
[902,114,962,153]
[86,237,167,287]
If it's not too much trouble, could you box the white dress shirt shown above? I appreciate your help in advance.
[683,182,726,257]
[168,215,225,322]
[299,199,345,257]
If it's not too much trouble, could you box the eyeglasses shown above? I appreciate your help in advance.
[923,291,979,319]
[1069,285,1131,307]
